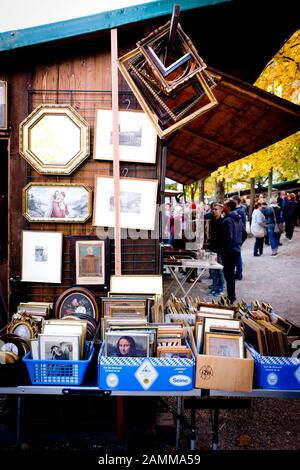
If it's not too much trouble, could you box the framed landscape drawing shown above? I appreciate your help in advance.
[21,231,63,283]
[0,81,8,130]
[22,183,92,223]
[69,235,110,289]
[93,176,158,230]
[93,109,157,164]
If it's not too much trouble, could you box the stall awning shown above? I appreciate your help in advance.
[166,67,300,184]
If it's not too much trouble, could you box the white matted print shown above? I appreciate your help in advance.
[22,231,63,283]
[93,176,158,230]
[93,109,157,164]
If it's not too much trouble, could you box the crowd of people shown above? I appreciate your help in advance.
[164,190,300,304]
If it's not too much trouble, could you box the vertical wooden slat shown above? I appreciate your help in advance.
[110,29,121,275]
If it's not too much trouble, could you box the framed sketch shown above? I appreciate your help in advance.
[205,333,244,358]
[22,182,92,223]
[93,176,158,230]
[105,332,150,357]
[38,333,80,360]
[19,104,90,175]
[0,81,8,130]
[69,236,110,289]
[55,287,99,321]
[21,231,63,283]
[93,109,157,164]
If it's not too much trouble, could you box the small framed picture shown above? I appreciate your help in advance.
[156,346,191,358]
[21,231,63,284]
[0,81,8,130]
[93,176,158,230]
[101,298,147,318]
[69,235,110,288]
[109,305,147,318]
[38,333,80,360]
[55,287,99,321]
[93,109,157,164]
[205,333,244,358]
[110,275,163,295]
[105,332,150,357]
[22,182,92,223]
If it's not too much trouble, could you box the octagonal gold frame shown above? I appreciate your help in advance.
[19,104,90,175]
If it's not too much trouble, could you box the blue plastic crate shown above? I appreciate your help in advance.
[23,344,94,385]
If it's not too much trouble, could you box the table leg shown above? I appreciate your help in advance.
[211,408,219,450]
[182,268,206,301]
[175,396,183,450]
[16,395,22,448]
[190,397,196,450]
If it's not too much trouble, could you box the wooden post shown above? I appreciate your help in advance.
[249,177,256,222]
[111,28,121,275]
[268,168,273,202]
[111,28,124,442]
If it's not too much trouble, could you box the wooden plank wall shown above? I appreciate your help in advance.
[1,31,161,315]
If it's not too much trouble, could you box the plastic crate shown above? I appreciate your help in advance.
[23,344,94,385]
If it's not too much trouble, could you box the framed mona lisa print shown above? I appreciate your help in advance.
[69,235,110,290]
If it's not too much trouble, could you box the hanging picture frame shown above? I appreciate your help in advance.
[93,176,158,230]
[0,81,8,130]
[22,182,92,223]
[93,109,157,164]
[21,231,63,284]
[69,235,110,289]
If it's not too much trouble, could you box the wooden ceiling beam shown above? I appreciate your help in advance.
[180,127,247,156]
[168,147,217,171]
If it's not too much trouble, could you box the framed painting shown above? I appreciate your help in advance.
[110,275,163,295]
[22,182,92,223]
[55,287,99,321]
[93,109,157,164]
[105,331,150,357]
[205,333,244,359]
[0,81,8,130]
[69,235,110,289]
[38,333,80,361]
[93,176,158,230]
[19,104,90,175]
[21,231,63,284]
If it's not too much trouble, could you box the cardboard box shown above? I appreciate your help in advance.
[247,345,300,389]
[195,350,254,392]
[98,345,194,391]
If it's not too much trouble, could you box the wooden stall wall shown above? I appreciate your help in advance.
[1,29,162,315]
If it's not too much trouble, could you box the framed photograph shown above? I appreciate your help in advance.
[19,104,90,175]
[93,176,158,230]
[93,109,157,164]
[69,236,110,288]
[156,346,191,358]
[205,333,244,358]
[105,332,150,357]
[0,81,8,130]
[21,231,63,283]
[110,275,163,295]
[22,183,92,223]
[109,305,147,318]
[101,298,147,318]
[55,287,99,321]
[38,333,80,360]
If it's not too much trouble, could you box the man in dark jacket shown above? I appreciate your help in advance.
[232,195,246,280]
[220,199,247,303]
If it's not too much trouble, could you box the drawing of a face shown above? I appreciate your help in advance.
[118,338,131,356]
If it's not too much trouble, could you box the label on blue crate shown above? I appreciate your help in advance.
[169,374,192,387]
[134,359,158,390]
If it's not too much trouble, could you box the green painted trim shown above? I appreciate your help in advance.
[0,0,232,52]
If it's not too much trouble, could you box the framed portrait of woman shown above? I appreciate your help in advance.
[55,287,99,321]
[22,182,92,223]
[69,235,110,290]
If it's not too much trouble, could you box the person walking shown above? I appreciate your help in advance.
[204,203,225,296]
[250,202,266,256]
[265,198,281,256]
[232,195,246,280]
[283,193,297,241]
[220,199,247,303]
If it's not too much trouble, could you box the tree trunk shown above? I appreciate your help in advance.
[198,178,205,204]
[214,178,225,202]
[249,177,256,221]
[268,168,273,202]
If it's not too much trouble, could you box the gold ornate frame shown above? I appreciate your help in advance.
[19,104,90,174]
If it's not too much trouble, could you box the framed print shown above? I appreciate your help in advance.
[205,333,244,358]
[22,182,92,223]
[94,109,157,164]
[109,305,147,318]
[7,313,39,340]
[38,333,80,360]
[21,231,63,283]
[69,236,110,289]
[110,275,163,295]
[55,287,99,321]
[19,104,90,175]
[101,298,147,318]
[0,81,8,130]
[105,332,150,357]
[93,176,158,230]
